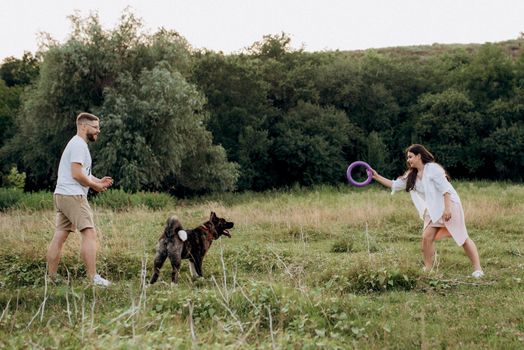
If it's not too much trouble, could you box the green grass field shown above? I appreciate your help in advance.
[0,182,523,349]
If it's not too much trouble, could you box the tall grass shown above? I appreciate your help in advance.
[0,182,523,348]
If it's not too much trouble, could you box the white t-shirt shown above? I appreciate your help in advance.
[54,135,92,196]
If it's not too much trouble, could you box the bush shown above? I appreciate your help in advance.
[92,189,174,211]
[322,266,418,293]
[330,233,380,253]
[5,167,26,189]
[132,191,175,210]
[17,191,53,211]
[0,253,47,287]
[0,188,23,211]
[331,238,354,253]
[91,189,133,210]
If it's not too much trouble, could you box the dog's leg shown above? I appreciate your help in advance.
[150,243,167,284]
[189,261,199,278]
[194,257,204,277]
[167,242,183,284]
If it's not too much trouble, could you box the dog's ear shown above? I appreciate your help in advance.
[210,211,217,221]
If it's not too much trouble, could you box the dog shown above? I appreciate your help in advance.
[149,211,234,284]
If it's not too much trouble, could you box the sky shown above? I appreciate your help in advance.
[1,0,523,61]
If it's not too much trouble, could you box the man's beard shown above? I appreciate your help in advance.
[87,133,97,142]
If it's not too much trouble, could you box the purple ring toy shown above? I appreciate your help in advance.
[346,161,373,187]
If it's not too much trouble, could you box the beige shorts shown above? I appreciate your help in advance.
[54,194,95,232]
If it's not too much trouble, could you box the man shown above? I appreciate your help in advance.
[46,112,113,286]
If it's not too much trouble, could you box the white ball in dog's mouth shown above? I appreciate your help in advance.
[178,230,187,241]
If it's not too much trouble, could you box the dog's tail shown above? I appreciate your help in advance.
[164,216,183,239]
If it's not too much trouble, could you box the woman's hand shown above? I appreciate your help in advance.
[443,193,452,221]
[368,168,379,179]
[368,168,394,188]
[443,208,452,221]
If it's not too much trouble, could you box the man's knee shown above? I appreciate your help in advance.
[47,232,67,260]
[80,227,97,240]
[49,230,69,247]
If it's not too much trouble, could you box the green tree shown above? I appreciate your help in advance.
[4,167,26,189]
[272,101,351,186]
[2,11,237,193]
[314,54,363,112]
[236,126,273,190]
[366,131,391,175]
[96,66,238,192]
[428,48,472,92]
[412,89,483,176]
[248,32,294,60]
[0,80,22,148]
[191,52,274,190]
[458,44,514,105]
[484,123,524,180]
[0,52,40,87]
[191,52,271,156]
[249,33,319,112]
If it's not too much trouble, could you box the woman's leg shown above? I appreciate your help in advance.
[421,226,438,270]
[462,238,482,271]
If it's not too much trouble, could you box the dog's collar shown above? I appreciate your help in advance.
[202,224,219,240]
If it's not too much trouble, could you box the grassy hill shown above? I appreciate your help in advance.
[0,182,523,348]
[349,37,524,59]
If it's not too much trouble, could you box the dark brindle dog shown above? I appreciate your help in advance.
[150,212,234,284]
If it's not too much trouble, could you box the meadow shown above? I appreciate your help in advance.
[0,182,523,349]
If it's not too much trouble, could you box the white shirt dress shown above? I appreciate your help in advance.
[391,163,469,246]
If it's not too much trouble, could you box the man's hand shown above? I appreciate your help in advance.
[91,182,107,193]
[100,176,113,188]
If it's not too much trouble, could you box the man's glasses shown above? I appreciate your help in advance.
[82,123,100,131]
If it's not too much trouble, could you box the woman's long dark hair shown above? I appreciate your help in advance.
[403,144,449,192]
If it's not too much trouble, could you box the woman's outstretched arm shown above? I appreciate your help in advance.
[370,168,393,188]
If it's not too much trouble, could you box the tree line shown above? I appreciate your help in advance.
[1,12,523,194]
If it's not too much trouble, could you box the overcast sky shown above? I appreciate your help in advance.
[1,0,523,61]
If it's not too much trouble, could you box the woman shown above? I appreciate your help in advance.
[371,144,484,278]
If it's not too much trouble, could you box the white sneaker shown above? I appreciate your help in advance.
[93,274,111,286]
[471,270,484,278]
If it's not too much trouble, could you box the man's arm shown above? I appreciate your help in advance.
[71,163,106,192]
